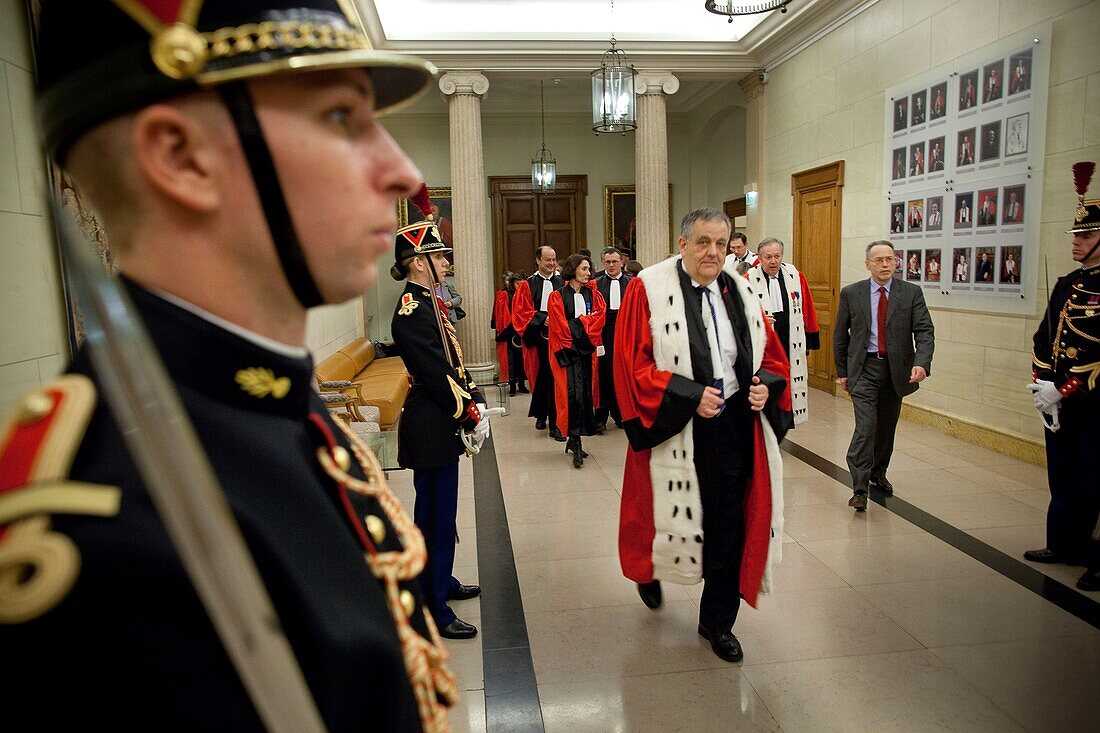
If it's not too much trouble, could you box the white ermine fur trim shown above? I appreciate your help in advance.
[747,262,809,424]
[638,257,784,592]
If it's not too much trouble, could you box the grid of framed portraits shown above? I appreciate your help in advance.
[884,28,1048,311]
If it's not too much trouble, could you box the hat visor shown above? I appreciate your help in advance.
[199,49,437,116]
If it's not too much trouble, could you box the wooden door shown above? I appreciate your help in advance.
[723,196,746,223]
[792,162,844,395]
[490,175,587,280]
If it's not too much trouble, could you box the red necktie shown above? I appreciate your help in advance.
[877,286,888,355]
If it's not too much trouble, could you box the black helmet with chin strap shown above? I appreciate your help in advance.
[35,0,436,308]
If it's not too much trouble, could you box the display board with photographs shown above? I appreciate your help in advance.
[883,24,1050,315]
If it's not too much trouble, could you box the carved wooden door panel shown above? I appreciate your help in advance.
[490,176,587,281]
[792,162,844,396]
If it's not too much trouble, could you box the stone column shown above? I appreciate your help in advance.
[737,71,766,247]
[439,72,496,386]
[633,72,679,266]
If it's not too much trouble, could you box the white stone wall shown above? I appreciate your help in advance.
[760,0,1100,443]
[0,0,68,414]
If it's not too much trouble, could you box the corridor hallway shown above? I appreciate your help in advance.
[386,388,1099,733]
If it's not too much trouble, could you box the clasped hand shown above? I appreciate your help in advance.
[695,377,768,418]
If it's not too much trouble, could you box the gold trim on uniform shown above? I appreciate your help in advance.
[18,392,54,425]
[234,368,291,399]
[446,375,472,420]
[1069,360,1100,390]
[317,422,458,731]
[0,516,81,624]
[0,482,122,526]
[398,293,419,316]
[365,514,386,545]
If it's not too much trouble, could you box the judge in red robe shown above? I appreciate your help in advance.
[511,247,565,437]
[548,255,606,467]
[616,208,793,664]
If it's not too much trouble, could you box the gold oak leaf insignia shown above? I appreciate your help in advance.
[235,368,291,399]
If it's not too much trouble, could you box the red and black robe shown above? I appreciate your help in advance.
[548,282,606,438]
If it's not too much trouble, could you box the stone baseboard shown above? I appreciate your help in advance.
[899,402,1045,466]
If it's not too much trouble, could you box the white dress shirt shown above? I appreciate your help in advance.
[689,271,739,399]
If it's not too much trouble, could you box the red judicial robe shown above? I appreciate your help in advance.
[511,279,540,395]
[491,289,513,381]
[548,282,606,436]
[615,257,792,608]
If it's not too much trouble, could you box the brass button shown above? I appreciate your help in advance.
[365,515,386,545]
[1066,346,1078,359]
[331,446,351,471]
[400,589,415,617]
[18,391,54,425]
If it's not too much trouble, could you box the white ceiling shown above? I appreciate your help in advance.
[371,0,773,43]
[355,0,878,115]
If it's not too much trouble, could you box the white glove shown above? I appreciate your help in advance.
[473,416,490,443]
[1027,380,1062,412]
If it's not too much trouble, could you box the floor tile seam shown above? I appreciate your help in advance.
[922,630,1100,654]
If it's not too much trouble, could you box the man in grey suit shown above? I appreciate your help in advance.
[835,241,935,511]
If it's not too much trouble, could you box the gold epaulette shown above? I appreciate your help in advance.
[0,375,121,624]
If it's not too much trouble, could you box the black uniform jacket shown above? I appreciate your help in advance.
[1,281,429,731]
[1033,263,1100,411]
[391,281,483,471]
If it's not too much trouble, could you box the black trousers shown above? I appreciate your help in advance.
[846,356,902,493]
[594,352,621,426]
[527,338,555,421]
[508,344,525,385]
[693,398,753,634]
[1043,402,1100,565]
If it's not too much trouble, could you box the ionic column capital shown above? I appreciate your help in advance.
[439,72,490,97]
[634,72,680,96]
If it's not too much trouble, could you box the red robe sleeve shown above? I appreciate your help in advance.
[492,290,511,381]
[798,271,821,351]
[511,280,540,390]
[547,291,569,435]
[580,286,607,410]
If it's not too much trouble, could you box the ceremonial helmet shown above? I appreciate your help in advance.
[391,184,452,281]
[35,1,436,308]
[1068,162,1100,233]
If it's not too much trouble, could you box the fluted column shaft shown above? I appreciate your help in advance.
[439,72,495,385]
[738,72,767,247]
[634,73,679,266]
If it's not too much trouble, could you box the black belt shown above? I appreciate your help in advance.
[867,352,888,360]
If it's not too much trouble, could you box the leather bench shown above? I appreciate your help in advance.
[314,338,409,430]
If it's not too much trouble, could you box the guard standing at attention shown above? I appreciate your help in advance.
[1,2,457,730]
[391,193,487,638]
[1025,162,1100,592]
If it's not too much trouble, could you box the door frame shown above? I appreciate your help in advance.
[791,161,844,396]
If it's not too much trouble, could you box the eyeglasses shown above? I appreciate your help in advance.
[868,256,895,264]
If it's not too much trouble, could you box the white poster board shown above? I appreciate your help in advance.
[883,22,1050,315]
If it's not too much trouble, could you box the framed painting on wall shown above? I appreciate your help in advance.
[603,184,673,261]
[397,187,453,273]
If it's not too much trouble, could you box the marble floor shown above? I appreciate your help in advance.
[386,388,1099,733]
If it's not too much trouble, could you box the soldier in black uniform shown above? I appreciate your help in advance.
[593,246,634,431]
[1,2,457,730]
[390,219,486,639]
[1025,162,1100,592]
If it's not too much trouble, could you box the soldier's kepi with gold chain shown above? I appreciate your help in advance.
[3,1,461,731]
[1026,161,1100,591]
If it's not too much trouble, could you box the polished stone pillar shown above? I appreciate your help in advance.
[634,72,679,266]
[738,71,766,247]
[439,72,495,386]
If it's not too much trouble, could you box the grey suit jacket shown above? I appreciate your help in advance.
[834,278,935,397]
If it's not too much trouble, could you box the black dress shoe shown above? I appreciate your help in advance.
[1023,548,1066,564]
[593,423,607,435]
[518,384,530,393]
[870,477,894,496]
[448,583,481,601]
[509,384,517,396]
[849,492,868,511]
[535,419,547,430]
[637,580,662,610]
[549,427,567,442]
[697,625,744,663]
[439,618,478,639]
[1077,568,1100,592]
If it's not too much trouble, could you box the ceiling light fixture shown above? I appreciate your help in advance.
[704,0,792,22]
[592,0,636,135]
[531,80,557,193]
